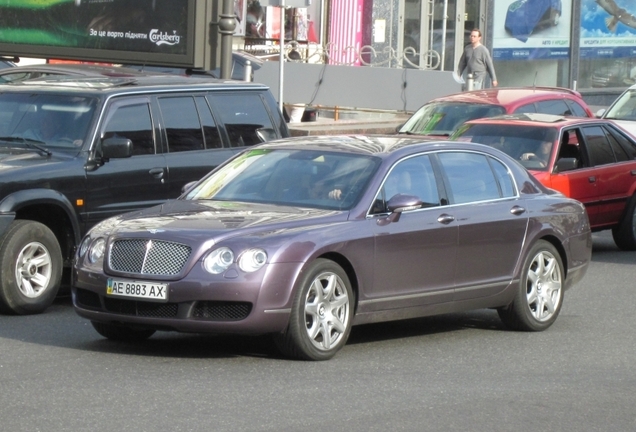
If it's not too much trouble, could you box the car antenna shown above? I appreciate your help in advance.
[533,71,537,89]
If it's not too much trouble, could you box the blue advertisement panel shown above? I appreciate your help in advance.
[581,0,636,59]
[492,0,572,61]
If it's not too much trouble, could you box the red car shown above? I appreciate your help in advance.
[452,113,636,250]
[399,87,593,138]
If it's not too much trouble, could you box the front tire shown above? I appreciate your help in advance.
[612,195,636,251]
[0,221,62,315]
[498,240,564,331]
[91,321,156,341]
[274,259,353,360]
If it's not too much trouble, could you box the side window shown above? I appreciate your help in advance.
[195,97,223,149]
[158,97,204,153]
[566,100,589,117]
[207,93,275,147]
[606,126,636,161]
[582,126,615,166]
[371,155,440,214]
[438,152,501,204]
[536,99,572,116]
[513,103,537,114]
[489,158,516,198]
[103,103,155,156]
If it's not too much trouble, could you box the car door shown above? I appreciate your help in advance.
[365,154,457,312]
[435,151,528,301]
[549,127,601,225]
[156,95,239,197]
[85,97,168,227]
[583,125,636,227]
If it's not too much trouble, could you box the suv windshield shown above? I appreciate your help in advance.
[398,102,506,136]
[604,89,636,120]
[0,93,97,150]
[452,123,558,171]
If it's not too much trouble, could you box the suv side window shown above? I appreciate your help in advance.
[566,100,588,117]
[582,126,615,166]
[103,102,155,156]
[208,93,275,147]
[437,152,502,204]
[535,99,572,116]
[195,96,223,149]
[158,96,204,153]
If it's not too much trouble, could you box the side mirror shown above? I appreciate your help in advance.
[181,180,198,195]
[377,194,423,225]
[101,137,133,159]
[255,128,278,143]
[555,157,578,173]
[596,108,606,118]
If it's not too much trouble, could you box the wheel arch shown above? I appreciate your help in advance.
[538,234,568,278]
[0,189,82,265]
[317,251,359,312]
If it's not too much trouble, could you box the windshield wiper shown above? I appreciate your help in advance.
[0,136,52,156]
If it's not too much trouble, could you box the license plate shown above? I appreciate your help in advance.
[106,278,168,301]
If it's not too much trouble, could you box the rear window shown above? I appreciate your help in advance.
[399,102,506,136]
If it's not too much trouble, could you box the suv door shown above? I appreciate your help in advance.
[156,95,238,197]
[85,97,168,227]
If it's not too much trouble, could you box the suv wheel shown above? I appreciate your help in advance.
[0,221,62,315]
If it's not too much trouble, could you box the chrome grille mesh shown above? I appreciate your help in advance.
[109,239,191,276]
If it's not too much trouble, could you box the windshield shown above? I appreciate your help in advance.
[399,102,506,136]
[452,124,558,171]
[604,89,636,120]
[0,93,97,150]
[185,148,380,210]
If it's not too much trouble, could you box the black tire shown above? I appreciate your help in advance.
[498,240,564,332]
[612,195,636,251]
[0,220,62,315]
[91,321,156,341]
[274,259,354,361]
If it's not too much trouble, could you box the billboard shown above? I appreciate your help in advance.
[0,0,205,68]
[492,0,571,61]
[580,0,636,59]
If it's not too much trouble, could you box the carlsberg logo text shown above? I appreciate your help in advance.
[149,29,181,46]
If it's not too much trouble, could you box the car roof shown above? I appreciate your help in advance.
[0,63,161,78]
[429,86,586,107]
[463,112,603,127]
[0,74,270,95]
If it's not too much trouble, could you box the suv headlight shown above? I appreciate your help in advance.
[238,248,267,272]
[203,247,234,274]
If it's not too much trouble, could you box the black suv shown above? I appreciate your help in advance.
[0,75,288,314]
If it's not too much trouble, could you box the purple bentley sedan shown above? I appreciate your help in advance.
[72,136,591,360]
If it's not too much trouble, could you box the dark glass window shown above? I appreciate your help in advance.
[489,158,516,198]
[438,152,502,204]
[566,101,588,117]
[607,126,636,160]
[535,99,572,116]
[158,97,204,153]
[195,97,223,149]
[513,103,537,114]
[103,103,154,156]
[207,93,274,147]
[582,126,615,166]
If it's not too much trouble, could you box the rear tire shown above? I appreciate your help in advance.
[498,240,564,331]
[612,196,636,251]
[274,259,353,361]
[0,221,62,315]
[91,321,156,341]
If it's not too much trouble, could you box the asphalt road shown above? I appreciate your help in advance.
[1,231,635,432]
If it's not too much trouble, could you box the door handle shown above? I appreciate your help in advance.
[588,176,596,183]
[149,167,165,179]
[510,205,526,216]
[437,214,455,224]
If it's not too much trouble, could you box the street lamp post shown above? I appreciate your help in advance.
[218,0,236,79]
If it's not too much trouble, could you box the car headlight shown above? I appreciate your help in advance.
[78,236,92,258]
[203,247,235,274]
[238,248,267,272]
[88,238,106,264]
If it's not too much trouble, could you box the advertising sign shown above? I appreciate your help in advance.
[580,0,636,59]
[492,0,571,61]
[0,0,201,67]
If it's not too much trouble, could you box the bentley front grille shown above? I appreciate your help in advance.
[109,239,191,276]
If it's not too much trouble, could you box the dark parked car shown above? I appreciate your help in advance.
[398,87,593,138]
[452,113,636,250]
[0,75,288,315]
[73,135,591,361]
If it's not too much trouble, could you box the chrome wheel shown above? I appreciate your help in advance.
[303,271,351,351]
[525,249,562,322]
[15,241,53,299]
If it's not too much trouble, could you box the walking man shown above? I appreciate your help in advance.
[458,28,498,90]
